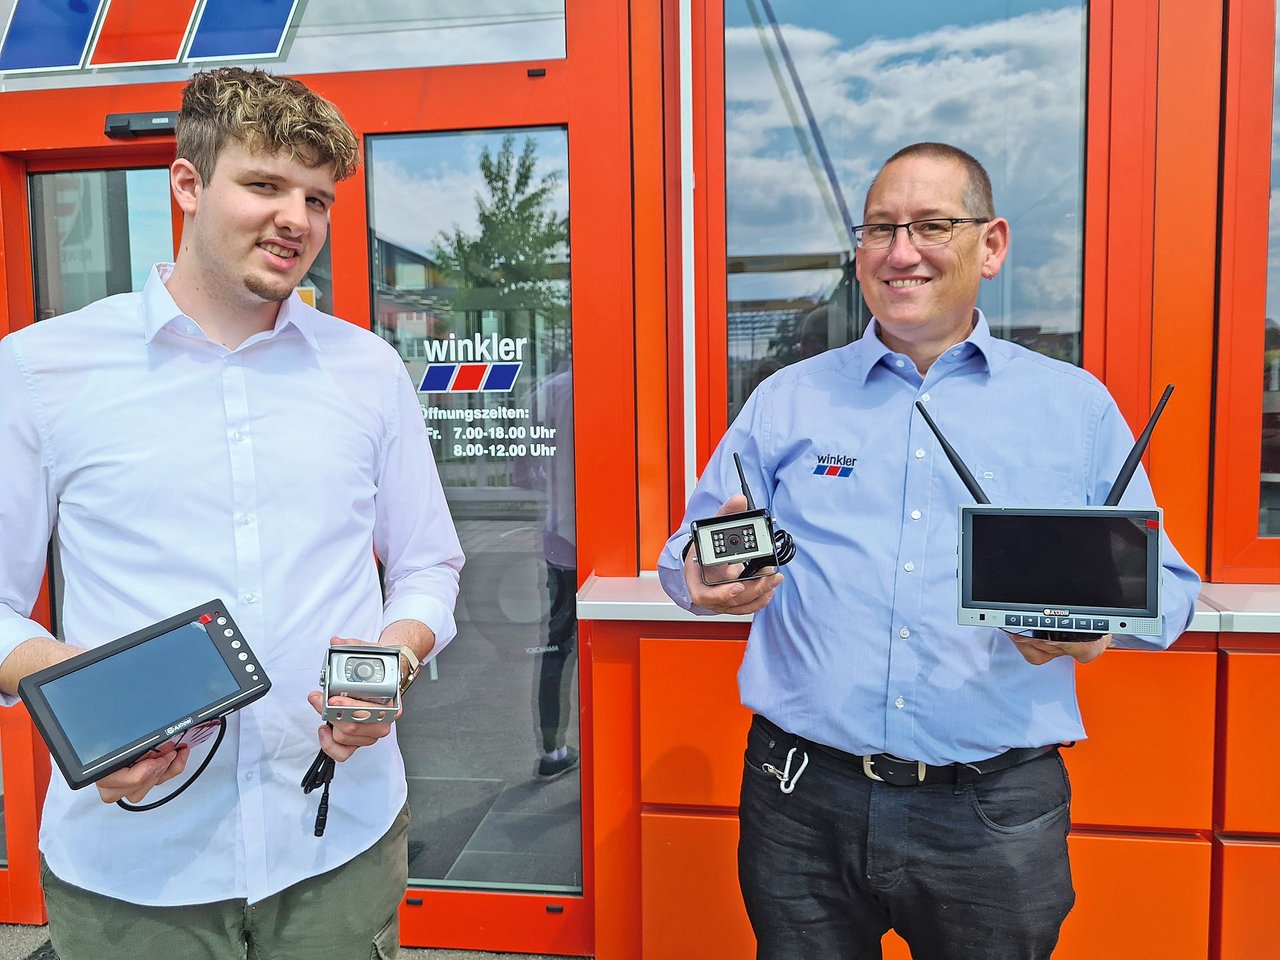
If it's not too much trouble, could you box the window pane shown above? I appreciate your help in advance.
[724,0,1087,420]
[1261,0,1280,535]
[367,128,579,893]
[30,168,172,320]
[0,0,564,91]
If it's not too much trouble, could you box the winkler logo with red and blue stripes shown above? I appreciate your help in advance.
[813,454,857,478]
[416,333,528,393]
[0,0,300,74]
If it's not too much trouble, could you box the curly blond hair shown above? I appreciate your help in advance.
[176,67,360,184]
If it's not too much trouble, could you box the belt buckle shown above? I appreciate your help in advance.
[862,754,927,786]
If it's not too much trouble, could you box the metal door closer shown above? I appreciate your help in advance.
[689,453,796,584]
[915,386,1175,642]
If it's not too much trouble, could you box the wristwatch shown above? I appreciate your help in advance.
[395,645,421,696]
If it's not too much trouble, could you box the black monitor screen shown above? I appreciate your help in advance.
[41,621,240,765]
[968,512,1154,611]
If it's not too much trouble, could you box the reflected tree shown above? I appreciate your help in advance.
[435,134,569,332]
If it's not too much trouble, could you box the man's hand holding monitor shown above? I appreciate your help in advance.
[18,600,271,807]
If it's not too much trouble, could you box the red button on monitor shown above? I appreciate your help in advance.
[198,613,214,624]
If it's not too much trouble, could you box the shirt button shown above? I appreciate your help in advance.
[921,393,931,402]
[895,358,905,368]
[239,514,253,525]
[910,509,922,520]
[243,593,258,604]
[233,430,245,442]
[914,449,925,459]
[899,627,910,639]
[895,697,905,709]
[245,772,254,782]
[903,561,915,572]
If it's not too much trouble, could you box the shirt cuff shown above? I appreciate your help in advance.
[382,597,457,660]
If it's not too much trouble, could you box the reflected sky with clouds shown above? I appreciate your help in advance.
[726,0,1086,336]
[368,129,568,265]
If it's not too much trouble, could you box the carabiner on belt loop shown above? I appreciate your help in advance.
[762,746,809,794]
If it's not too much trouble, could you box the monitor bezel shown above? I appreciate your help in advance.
[958,505,1162,626]
[18,599,271,790]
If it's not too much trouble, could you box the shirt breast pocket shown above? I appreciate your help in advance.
[976,465,1081,507]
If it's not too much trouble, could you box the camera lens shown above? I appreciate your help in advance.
[344,657,384,683]
[728,534,741,547]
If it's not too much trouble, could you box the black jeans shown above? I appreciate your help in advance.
[738,716,1074,960]
[536,564,578,753]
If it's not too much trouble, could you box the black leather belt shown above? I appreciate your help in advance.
[754,715,1058,787]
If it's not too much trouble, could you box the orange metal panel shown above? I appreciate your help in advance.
[694,0,728,466]
[1214,0,1280,579]
[640,812,751,960]
[1057,831,1211,959]
[1080,0,1112,379]
[1217,839,1280,959]
[638,637,749,808]
[1148,0,1220,577]
[633,0,674,569]
[590,622,642,960]
[1065,649,1216,831]
[397,889,589,955]
[1220,650,1280,834]
[0,705,50,924]
[0,153,31,335]
[1099,0,1158,423]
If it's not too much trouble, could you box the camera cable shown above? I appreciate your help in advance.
[117,715,228,812]
[301,726,336,837]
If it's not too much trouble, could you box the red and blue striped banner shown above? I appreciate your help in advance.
[0,0,299,73]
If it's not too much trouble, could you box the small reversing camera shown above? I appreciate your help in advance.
[689,453,795,585]
[319,645,401,724]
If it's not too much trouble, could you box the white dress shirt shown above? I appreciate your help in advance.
[0,265,463,906]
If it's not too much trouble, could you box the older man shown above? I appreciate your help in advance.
[658,142,1200,959]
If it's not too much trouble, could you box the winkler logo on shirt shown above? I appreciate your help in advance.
[812,453,857,477]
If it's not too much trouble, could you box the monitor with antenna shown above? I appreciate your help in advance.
[916,386,1173,639]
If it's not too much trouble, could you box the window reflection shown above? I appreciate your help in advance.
[367,129,580,893]
[725,0,1087,420]
[1261,0,1280,535]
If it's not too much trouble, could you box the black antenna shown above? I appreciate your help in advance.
[1103,384,1174,506]
[914,402,991,504]
[733,453,757,510]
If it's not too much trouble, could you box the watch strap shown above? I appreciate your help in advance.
[396,644,421,695]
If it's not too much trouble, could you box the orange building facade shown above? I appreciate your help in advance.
[0,1,1277,957]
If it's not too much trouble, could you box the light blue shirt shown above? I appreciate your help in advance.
[658,314,1201,764]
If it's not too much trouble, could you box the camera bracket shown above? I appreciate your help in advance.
[319,644,403,724]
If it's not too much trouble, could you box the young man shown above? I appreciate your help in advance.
[0,68,463,959]
[658,143,1202,959]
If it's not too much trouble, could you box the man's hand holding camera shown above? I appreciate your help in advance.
[684,495,784,616]
[306,621,433,762]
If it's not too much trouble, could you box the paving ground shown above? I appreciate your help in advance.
[0,925,576,960]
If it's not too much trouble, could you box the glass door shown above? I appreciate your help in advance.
[366,127,580,893]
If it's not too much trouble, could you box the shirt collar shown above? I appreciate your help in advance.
[141,263,322,353]
[854,309,1004,383]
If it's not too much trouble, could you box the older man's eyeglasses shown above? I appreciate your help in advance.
[854,218,990,250]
